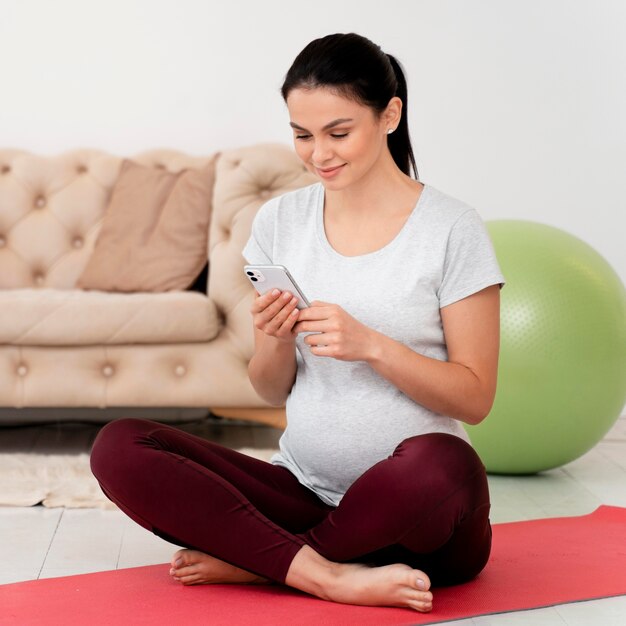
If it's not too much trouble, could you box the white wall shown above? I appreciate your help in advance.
[1,0,624,283]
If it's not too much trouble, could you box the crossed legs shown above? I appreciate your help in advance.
[90,418,491,612]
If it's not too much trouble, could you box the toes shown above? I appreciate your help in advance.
[172,565,198,578]
[414,590,433,603]
[400,569,431,592]
[405,589,433,604]
[403,578,433,612]
[178,574,202,585]
[408,598,433,613]
[171,574,199,585]
[412,570,431,591]
[171,548,189,568]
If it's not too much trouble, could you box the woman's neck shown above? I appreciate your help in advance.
[324,157,422,220]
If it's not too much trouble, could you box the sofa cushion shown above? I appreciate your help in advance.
[77,155,218,292]
[0,289,220,345]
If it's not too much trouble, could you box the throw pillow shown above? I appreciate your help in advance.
[77,155,218,292]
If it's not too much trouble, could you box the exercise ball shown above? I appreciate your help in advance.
[463,220,626,474]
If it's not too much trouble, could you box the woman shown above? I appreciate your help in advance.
[91,32,505,614]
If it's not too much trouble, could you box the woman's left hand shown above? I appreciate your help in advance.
[292,301,378,361]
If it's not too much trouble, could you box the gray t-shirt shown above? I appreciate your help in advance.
[243,182,505,506]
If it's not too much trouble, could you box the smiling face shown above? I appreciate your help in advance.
[286,87,400,189]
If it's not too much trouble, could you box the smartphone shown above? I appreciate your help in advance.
[244,264,310,309]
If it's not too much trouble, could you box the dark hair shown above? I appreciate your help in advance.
[281,33,418,179]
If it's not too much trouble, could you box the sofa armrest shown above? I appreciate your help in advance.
[208,144,316,361]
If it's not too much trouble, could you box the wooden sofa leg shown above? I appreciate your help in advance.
[209,407,286,430]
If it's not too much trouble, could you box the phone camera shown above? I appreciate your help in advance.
[245,268,265,283]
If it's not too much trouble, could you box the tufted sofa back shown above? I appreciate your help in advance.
[0,143,316,359]
[0,148,218,290]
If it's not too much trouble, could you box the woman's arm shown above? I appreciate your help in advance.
[293,284,501,425]
[367,285,500,425]
[247,290,299,406]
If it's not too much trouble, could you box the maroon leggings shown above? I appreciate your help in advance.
[90,418,491,587]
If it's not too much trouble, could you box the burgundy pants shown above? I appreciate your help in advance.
[90,418,491,587]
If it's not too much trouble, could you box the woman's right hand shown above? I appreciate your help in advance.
[250,289,300,343]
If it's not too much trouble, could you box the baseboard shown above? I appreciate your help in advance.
[0,407,210,426]
[0,406,287,429]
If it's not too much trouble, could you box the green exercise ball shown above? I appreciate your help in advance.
[463,220,626,474]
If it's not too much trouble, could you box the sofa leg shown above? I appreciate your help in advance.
[209,407,286,430]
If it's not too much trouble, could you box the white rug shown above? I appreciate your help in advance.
[0,448,278,510]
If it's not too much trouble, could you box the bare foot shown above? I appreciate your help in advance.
[327,561,433,612]
[169,549,272,586]
[285,545,433,613]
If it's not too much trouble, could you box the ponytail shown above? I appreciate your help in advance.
[386,54,418,179]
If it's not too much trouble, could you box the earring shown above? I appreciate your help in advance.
[387,128,394,134]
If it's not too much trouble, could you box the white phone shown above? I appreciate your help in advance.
[244,264,310,309]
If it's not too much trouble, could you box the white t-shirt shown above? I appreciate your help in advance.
[243,182,506,506]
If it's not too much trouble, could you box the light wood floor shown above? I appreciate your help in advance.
[1,414,625,625]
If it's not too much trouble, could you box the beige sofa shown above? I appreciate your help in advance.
[0,144,316,428]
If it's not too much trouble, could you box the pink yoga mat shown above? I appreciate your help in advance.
[2,505,625,625]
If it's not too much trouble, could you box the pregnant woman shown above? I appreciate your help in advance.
[91,32,505,614]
